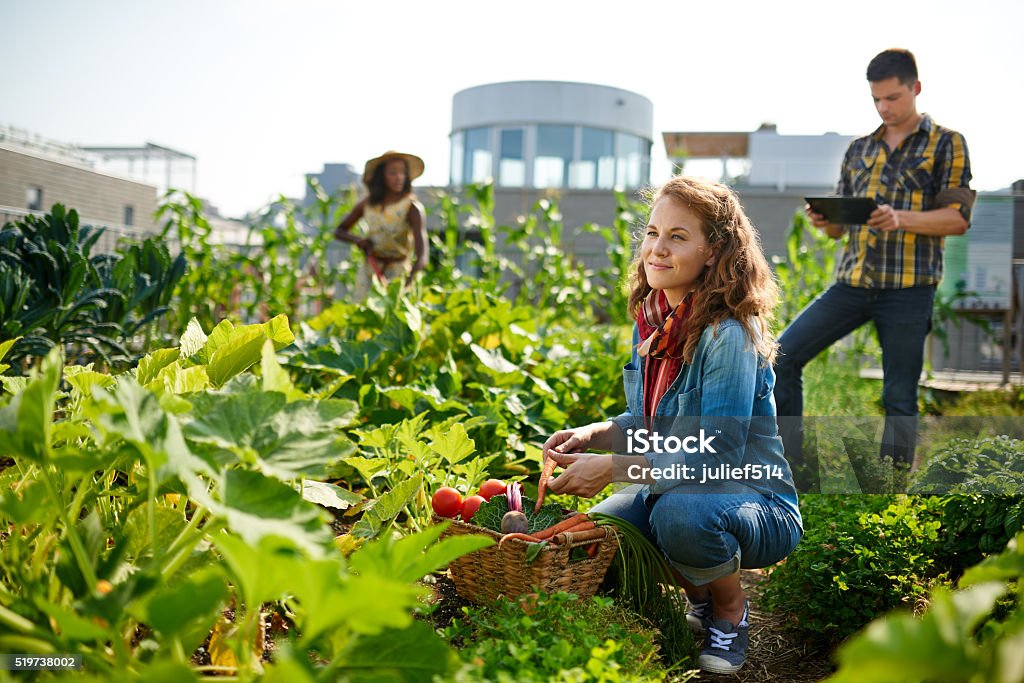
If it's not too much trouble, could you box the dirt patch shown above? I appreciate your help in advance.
[687,569,834,682]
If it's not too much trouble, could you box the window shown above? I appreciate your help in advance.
[497,128,525,187]
[533,125,574,189]
[615,133,649,188]
[26,186,43,211]
[571,127,615,189]
[449,131,464,186]
[124,205,134,226]
[463,127,492,184]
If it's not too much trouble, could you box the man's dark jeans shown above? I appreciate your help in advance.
[773,283,935,489]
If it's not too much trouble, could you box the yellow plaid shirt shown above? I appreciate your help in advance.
[834,114,973,289]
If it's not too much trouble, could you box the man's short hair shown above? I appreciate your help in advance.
[866,48,918,85]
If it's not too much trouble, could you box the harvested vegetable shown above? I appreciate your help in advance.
[478,479,506,501]
[506,482,523,512]
[470,493,562,535]
[461,494,486,522]
[500,511,529,534]
[431,486,463,518]
[553,526,605,545]
[535,455,559,512]
[497,532,544,549]
[533,513,591,540]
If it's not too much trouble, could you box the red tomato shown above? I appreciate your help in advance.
[431,487,463,518]
[478,479,506,501]
[461,495,486,522]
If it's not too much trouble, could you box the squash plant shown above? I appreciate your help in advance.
[0,317,489,680]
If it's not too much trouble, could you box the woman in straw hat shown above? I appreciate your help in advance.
[334,151,428,297]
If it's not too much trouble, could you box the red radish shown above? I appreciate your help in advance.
[431,487,463,518]
[478,479,506,501]
[461,494,486,522]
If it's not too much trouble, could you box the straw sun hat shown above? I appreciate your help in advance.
[362,151,425,185]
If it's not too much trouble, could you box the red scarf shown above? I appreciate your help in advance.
[637,290,694,423]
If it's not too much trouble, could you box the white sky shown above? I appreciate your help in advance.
[2,0,1022,217]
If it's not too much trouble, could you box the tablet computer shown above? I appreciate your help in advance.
[804,196,878,225]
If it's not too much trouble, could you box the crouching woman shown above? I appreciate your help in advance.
[542,176,803,675]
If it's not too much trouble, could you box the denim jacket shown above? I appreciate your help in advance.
[610,318,801,523]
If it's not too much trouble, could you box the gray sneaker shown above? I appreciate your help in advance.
[697,602,749,674]
[685,595,713,633]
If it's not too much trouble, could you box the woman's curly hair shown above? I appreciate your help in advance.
[627,176,779,364]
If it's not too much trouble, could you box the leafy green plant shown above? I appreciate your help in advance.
[933,493,1024,575]
[0,205,184,367]
[763,494,948,644]
[582,188,646,325]
[0,318,489,680]
[445,592,677,682]
[826,532,1024,683]
[911,436,1024,496]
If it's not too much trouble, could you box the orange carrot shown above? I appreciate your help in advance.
[497,532,544,549]
[537,518,595,542]
[533,513,591,540]
[553,526,606,546]
[535,455,559,513]
[585,543,599,558]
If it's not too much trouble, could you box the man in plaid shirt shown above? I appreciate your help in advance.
[774,48,974,490]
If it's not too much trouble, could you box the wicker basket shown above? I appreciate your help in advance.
[436,515,619,604]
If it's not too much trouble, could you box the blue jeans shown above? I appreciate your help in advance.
[590,483,803,586]
[774,283,935,482]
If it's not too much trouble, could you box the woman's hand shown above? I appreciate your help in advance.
[542,426,595,459]
[545,451,612,498]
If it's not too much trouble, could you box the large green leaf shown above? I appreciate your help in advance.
[194,319,233,365]
[261,339,304,401]
[206,317,296,388]
[960,533,1024,586]
[351,474,422,540]
[377,384,469,414]
[184,391,357,479]
[428,422,475,466]
[829,582,1008,683]
[264,313,296,346]
[212,534,310,607]
[63,367,116,398]
[337,621,459,682]
[206,326,267,388]
[470,343,521,375]
[215,469,332,557]
[141,567,228,653]
[123,504,188,562]
[178,317,208,360]
[137,347,181,385]
[90,378,214,499]
[0,336,21,366]
[302,480,365,511]
[150,362,210,394]
[348,522,493,584]
[0,347,61,462]
[291,561,422,643]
